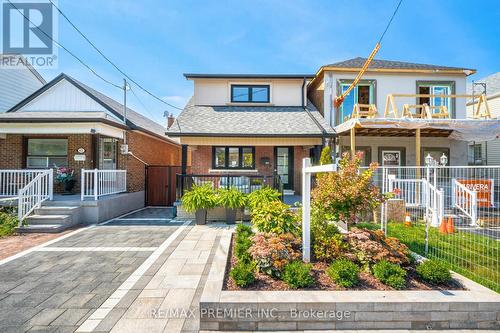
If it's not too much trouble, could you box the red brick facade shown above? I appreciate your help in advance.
[0,132,181,193]
[190,145,310,194]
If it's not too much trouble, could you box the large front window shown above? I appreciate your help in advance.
[212,146,255,169]
[26,138,68,168]
[231,85,270,103]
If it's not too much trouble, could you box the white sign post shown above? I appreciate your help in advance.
[301,158,337,262]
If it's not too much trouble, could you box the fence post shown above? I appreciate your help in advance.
[48,169,54,200]
[302,158,311,263]
[81,169,85,201]
[94,169,98,201]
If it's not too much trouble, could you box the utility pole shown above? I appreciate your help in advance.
[123,78,128,145]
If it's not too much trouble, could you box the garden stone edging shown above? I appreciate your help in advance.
[199,229,500,331]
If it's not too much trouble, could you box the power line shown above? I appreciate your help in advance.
[378,0,403,44]
[5,0,122,89]
[48,0,183,111]
[129,85,161,121]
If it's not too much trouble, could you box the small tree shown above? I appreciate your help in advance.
[319,146,333,165]
[311,152,386,226]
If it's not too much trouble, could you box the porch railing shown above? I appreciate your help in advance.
[81,169,127,200]
[18,170,53,224]
[452,178,478,225]
[0,169,50,198]
[176,173,283,200]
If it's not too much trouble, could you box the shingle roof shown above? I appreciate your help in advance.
[8,73,177,143]
[167,99,334,137]
[467,72,500,96]
[324,57,474,72]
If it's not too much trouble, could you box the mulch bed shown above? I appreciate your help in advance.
[223,234,465,291]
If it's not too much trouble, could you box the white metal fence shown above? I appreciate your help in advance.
[0,169,50,198]
[377,165,499,292]
[81,169,127,200]
[17,170,53,224]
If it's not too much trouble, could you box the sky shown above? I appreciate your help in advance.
[36,0,500,125]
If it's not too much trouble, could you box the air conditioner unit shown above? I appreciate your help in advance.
[120,144,129,155]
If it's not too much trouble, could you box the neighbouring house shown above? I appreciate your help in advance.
[308,57,499,167]
[0,73,182,231]
[466,72,500,165]
[167,74,335,200]
[0,54,46,113]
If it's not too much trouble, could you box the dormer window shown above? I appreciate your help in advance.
[231,85,270,103]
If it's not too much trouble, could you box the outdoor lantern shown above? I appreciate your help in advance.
[440,153,448,166]
[425,153,433,166]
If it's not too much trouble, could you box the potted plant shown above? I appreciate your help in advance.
[55,166,76,194]
[181,184,216,225]
[217,187,247,224]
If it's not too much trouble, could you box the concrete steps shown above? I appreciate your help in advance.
[16,205,81,233]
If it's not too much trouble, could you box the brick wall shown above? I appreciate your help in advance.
[0,132,181,194]
[190,145,310,194]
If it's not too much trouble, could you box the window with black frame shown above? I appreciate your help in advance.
[212,146,255,169]
[230,85,269,103]
[26,138,68,168]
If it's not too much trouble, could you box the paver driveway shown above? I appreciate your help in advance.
[0,208,192,333]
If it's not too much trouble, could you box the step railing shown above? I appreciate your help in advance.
[17,170,53,224]
[452,179,478,225]
[388,177,426,207]
[0,169,50,198]
[81,169,127,200]
[426,180,444,227]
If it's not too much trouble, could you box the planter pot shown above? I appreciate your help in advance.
[195,209,207,225]
[63,179,76,194]
[225,208,237,224]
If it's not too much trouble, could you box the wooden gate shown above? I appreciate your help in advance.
[146,166,182,206]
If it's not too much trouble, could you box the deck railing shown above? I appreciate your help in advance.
[81,169,127,200]
[176,173,283,200]
[17,170,53,224]
[0,169,51,198]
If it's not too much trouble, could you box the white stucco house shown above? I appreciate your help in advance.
[308,57,498,167]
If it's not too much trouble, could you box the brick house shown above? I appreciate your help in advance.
[167,74,335,198]
[0,73,181,230]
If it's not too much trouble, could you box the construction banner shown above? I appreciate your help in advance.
[456,179,494,208]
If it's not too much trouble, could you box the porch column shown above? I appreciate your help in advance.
[350,127,356,159]
[181,144,188,174]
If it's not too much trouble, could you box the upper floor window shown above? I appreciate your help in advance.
[417,81,455,117]
[231,85,270,103]
[338,80,375,124]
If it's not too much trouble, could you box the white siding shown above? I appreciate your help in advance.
[322,72,468,126]
[19,79,109,113]
[192,78,305,106]
[0,64,44,112]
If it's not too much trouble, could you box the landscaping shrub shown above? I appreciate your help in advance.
[372,260,407,289]
[319,146,333,165]
[217,187,247,209]
[416,259,452,284]
[313,232,347,262]
[311,152,387,225]
[249,232,301,278]
[0,207,18,237]
[251,200,300,235]
[327,258,360,287]
[181,184,217,212]
[246,187,281,211]
[282,261,314,289]
[345,228,409,269]
[234,224,254,264]
[230,262,255,287]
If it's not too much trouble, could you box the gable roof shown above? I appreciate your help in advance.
[7,73,176,143]
[167,98,334,137]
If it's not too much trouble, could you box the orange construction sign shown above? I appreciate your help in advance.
[456,179,494,207]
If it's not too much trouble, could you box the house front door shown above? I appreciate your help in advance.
[275,147,294,190]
